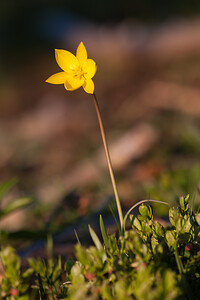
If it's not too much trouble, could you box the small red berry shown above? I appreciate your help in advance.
[86,272,94,280]
[10,288,19,296]
[185,243,193,251]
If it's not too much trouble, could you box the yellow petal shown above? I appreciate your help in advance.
[83,79,95,94]
[55,49,79,72]
[46,72,69,84]
[64,77,84,91]
[83,59,97,79]
[76,42,87,65]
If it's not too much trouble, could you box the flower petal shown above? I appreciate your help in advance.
[46,72,69,84]
[55,49,79,72]
[64,77,84,91]
[83,79,95,94]
[83,59,97,79]
[76,42,87,65]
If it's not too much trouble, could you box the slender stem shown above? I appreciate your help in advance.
[92,92,123,230]
[174,248,184,275]
[174,248,193,300]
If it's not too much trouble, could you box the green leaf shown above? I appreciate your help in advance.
[22,268,34,279]
[195,213,200,226]
[165,230,177,249]
[65,258,74,275]
[70,263,84,285]
[154,221,165,237]
[74,229,81,245]
[88,225,103,251]
[182,218,192,233]
[169,207,180,227]
[0,178,18,202]
[180,194,189,211]
[0,197,33,219]
[109,205,120,232]
[37,273,46,300]
[100,215,109,248]
[132,217,142,231]
[142,222,153,236]
[101,281,112,300]
[17,295,29,300]
[139,204,152,220]
[151,236,159,254]
[176,217,192,235]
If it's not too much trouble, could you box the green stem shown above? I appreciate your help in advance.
[174,248,184,275]
[174,248,193,300]
[92,92,123,230]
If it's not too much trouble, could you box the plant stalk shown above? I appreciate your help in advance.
[92,92,123,230]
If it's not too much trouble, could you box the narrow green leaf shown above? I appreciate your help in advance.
[100,215,109,248]
[88,225,103,251]
[0,178,18,202]
[58,255,62,271]
[74,229,81,245]
[65,258,74,274]
[0,197,33,219]
[46,233,53,259]
[37,273,46,300]
[109,205,120,232]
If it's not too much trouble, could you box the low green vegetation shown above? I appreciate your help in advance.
[0,195,199,299]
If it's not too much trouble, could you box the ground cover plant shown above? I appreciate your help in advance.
[0,195,199,299]
[0,42,200,299]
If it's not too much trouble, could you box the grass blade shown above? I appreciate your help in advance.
[88,225,103,251]
[109,205,120,232]
[99,215,109,248]
[47,233,53,259]
[0,197,34,219]
[0,178,18,202]
[37,273,46,300]
[74,229,81,245]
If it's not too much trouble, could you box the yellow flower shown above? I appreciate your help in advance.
[46,42,97,94]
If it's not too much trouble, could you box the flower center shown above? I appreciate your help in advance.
[73,66,86,81]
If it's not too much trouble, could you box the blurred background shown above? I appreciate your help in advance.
[1,0,200,255]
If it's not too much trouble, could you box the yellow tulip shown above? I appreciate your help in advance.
[46,42,124,230]
[46,42,97,94]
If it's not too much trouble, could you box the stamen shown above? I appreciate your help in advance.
[73,66,86,80]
